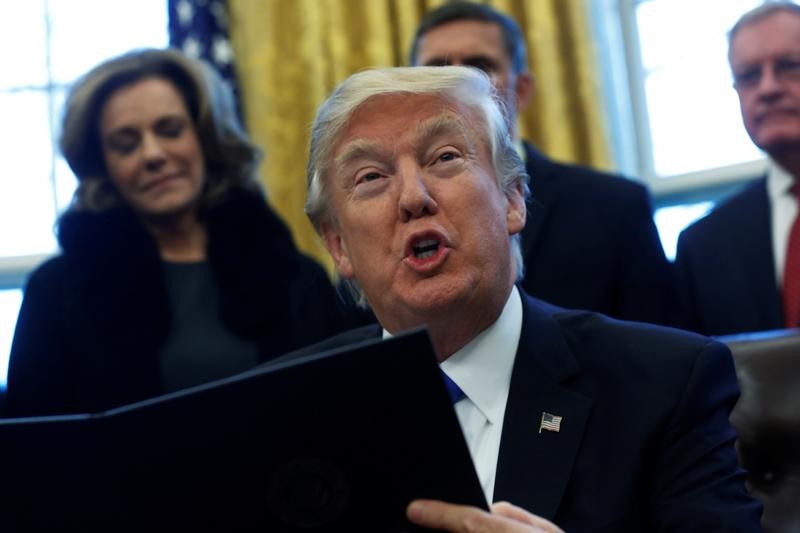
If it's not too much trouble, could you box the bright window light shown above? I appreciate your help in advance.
[635,0,770,177]
[654,201,715,261]
[0,290,23,389]
[0,0,168,390]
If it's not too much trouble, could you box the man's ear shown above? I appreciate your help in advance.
[320,221,355,278]
[515,71,534,113]
[506,181,527,236]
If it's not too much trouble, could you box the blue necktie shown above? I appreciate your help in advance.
[441,371,466,404]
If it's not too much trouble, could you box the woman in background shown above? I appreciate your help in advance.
[6,48,345,417]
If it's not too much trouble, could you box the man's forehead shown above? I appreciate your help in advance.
[417,20,506,61]
[731,12,800,63]
[334,94,482,157]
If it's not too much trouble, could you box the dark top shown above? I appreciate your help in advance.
[275,288,761,531]
[5,186,348,417]
[159,261,259,392]
[520,143,676,325]
[674,177,784,336]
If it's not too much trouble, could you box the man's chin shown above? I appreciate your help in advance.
[758,134,800,158]
[382,282,471,324]
[409,292,460,313]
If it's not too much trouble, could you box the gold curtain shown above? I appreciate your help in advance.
[229,0,611,271]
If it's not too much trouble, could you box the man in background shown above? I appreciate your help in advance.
[409,1,675,326]
[303,64,759,531]
[675,1,800,336]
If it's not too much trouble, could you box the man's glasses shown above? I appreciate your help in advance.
[733,55,800,89]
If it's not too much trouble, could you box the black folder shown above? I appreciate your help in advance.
[0,329,487,532]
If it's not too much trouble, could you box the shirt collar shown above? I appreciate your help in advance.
[382,286,523,423]
[439,286,522,424]
[767,158,796,200]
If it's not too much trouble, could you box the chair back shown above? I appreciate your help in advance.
[721,329,800,533]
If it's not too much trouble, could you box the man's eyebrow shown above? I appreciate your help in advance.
[416,113,476,153]
[422,54,495,66]
[334,139,389,168]
[423,56,449,66]
[334,113,477,170]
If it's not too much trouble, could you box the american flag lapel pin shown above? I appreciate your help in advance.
[539,411,563,434]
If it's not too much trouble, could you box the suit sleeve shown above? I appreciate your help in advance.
[645,339,762,531]
[285,254,354,350]
[6,261,73,417]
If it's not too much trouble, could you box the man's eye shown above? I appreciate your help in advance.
[777,59,800,78]
[465,59,495,74]
[734,67,761,88]
[433,149,462,165]
[356,171,383,184]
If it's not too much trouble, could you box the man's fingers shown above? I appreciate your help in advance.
[490,502,565,532]
[406,499,558,533]
[407,499,481,530]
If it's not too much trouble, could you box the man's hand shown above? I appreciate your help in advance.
[406,499,564,533]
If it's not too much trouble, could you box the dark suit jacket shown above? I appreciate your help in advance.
[284,289,761,531]
[521,143,676,326]
[674,177,783,336]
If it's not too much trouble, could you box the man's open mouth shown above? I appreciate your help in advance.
[412,238,440,259]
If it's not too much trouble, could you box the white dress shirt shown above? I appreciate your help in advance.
[383,286,522,503]
[767,160,798,288]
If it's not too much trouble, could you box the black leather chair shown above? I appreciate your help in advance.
[721,329,800,533]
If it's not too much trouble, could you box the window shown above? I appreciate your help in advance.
[595,0,776,188]
[591,0,797,260]
[0,290,22,389]
[654,201,714,261]
[0,0,168,388]
[634,0,765,181]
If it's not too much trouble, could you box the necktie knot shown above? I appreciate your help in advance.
[441,371,466,404]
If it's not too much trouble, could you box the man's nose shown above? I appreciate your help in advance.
[756,64,785,98]
[397,165,439,222]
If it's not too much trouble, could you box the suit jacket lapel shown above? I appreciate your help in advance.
[493,292,592,520]
[736,179,783,326]
[521,142,559,256]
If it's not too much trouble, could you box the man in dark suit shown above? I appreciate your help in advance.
[303,64,759,531]
[675,2,800,336]
[409,1,675,326]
